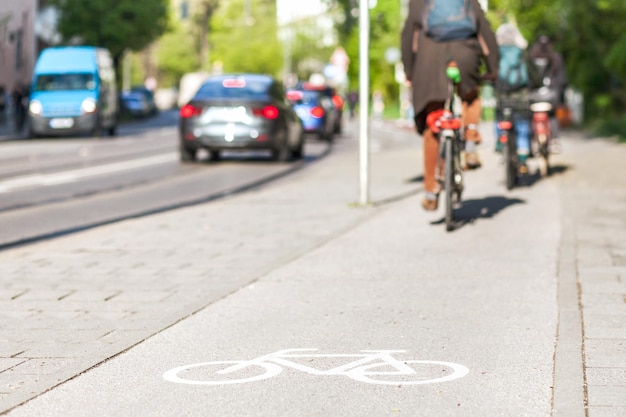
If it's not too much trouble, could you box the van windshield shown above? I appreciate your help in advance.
[34,73,96,92]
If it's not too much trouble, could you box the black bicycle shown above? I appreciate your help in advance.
[429,62,465,231]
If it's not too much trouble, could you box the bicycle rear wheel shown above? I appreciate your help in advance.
[444,139,454,232]
[504,133,517,190]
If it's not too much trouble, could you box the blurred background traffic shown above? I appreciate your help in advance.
[0,0,625,140]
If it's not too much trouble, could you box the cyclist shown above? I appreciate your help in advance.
[528,35,568,152]
[494,22,532,172]
[401,0,499,211]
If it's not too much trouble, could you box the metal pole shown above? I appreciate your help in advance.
[358,0,370,206]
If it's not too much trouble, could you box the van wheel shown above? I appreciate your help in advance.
[91,120,102,137]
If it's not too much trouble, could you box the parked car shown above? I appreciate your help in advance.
[28,46,118,137]
[120,91,151,118]
[130,86,158,115]
[286,87,337,142]
[179,73,304,162]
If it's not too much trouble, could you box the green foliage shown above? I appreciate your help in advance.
[210,0,283,76]
[325,0,402,104]
[157,23,201,88]
[50,0,169,70]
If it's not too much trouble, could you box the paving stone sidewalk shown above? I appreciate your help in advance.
[557,134,626,417]
[0,120,624,416]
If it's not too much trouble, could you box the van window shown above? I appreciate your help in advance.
[34,73,96,92]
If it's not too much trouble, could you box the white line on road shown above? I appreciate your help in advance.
[0,153,178,193]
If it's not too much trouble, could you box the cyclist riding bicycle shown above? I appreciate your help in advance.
[494,23,532,173]
[528,35,568,153]
[401,0,499,211]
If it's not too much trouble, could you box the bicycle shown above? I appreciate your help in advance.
[162,348,469,386]
[426,62,464,232]
[529,96,553,177]
[495,93,531,190]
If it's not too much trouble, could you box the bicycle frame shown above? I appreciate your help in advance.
[434,63,464,232]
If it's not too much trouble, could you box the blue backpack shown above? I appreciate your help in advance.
[497,45,529,92]
[422,0,477,42]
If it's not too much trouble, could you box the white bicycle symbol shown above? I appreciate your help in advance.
[163,349,469,386]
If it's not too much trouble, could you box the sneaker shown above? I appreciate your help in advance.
[464,151,482,169]
[518,163,529,174]
[421,198,438,211]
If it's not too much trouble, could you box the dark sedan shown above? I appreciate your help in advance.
[179,74,304,162]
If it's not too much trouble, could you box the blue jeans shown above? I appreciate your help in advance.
[496,116,530,160]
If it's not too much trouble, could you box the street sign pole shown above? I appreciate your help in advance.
[358,0,370,206]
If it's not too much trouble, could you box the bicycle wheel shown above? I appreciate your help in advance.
[346,360,469,385]
[163,360,282,385]
[504,133,517,190]
[542,142,551,176]
[444,139,454,232]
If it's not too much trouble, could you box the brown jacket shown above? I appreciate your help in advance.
[401,0,498,127]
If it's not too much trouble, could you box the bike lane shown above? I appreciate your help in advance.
[3,122,569,416]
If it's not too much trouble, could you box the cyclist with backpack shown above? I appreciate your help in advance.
[401,0,498,211]
[528,35,568,152]
[494,22,532,172]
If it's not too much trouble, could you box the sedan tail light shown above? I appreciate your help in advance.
[310,106,325,118]
[253,105,279,120]
[180,104,202,119]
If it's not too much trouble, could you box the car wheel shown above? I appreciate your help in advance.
[91,118,102,137]
[272,133,290,162]
[209,150,221,161]
[291,132,304,160]
[180,146,197,163]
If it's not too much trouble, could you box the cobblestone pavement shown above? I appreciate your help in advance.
[557,135,626,417]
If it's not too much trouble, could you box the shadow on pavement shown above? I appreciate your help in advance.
[431,195,526,231]
[518,163,570,188]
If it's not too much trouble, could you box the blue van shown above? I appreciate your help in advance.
[28,46,118,137]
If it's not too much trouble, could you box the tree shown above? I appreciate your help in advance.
[194,0,220,70]
[49,0,169,78]
[210,0,283,76]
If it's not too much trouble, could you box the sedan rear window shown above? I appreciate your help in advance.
[195,78,271,100]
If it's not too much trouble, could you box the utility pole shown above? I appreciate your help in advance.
[358,0,370,206]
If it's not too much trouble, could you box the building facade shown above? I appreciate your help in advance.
[0,0,41,95]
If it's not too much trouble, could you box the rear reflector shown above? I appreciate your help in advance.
[438,118,461,130]
[497,120,513,130]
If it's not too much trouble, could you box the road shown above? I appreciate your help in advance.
[0,110,329,249]
[1,117,624,416]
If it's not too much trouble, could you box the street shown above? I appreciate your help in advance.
[0,110,329,248]
[0,116,625,416]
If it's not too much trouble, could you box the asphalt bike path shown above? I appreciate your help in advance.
[2,120,625,416]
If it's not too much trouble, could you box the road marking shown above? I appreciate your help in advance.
[163,349,469,386]
[0,153,178,193]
